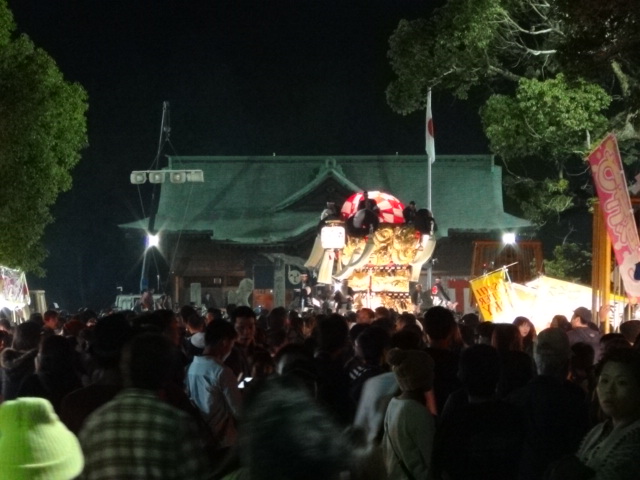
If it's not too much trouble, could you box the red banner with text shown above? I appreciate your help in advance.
[587,133,640,300]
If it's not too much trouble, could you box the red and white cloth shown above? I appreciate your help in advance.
[341,191,405,224]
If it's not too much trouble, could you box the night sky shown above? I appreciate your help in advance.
[8,0,488,311]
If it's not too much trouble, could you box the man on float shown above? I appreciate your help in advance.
[403,201,417,224]
[353,191,380,232]
[431,277,457,311]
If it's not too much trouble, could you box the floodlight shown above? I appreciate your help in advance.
[170,171,186,183]
[130,171,147,185]
[186,170,204,182]
[146,233,160,248]
[148,171,165,184]
[502,232,516,245]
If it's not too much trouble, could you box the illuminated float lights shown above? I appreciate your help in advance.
[357,265,411,271]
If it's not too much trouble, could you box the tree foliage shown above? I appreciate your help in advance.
[544,242,592,284]
[482,74,611,171]
[386,0,637,225]
[0,1,88,273]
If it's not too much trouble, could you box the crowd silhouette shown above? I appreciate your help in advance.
[0,304,639,479]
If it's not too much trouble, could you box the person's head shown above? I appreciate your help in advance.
[459,324,476,348]
[301,315,317,338]
[204,319,238,360]
[89,313,133,369]
[179,304,198,324]
[415,284,422,292]
[374,306,390,321]
[423,306,455,345]
[185,312,205,334]
[0,330,10,352]
[396,312,417,331]
[266,328,288,355]
[596,349,640,427]
[600,333,631,357]
[0,317,12,332]
[534,328,571,378]
[356,308,375,325]
[409,201,416,210]
[355,326,390,366]
[239,377,346,480]
[43,310,60,330]
[29,312,43,326]
[267,307,289,331]
[475,321,495,345]
[0,397,84,479]
[274,343,318,395]
[231,306,257,346]
[36,335,77,374]
[140,309,182,347]
[390,328,423,350]
[251,350,276,379]
[206,307,223,325]
[513,316,537,343]
[458,344,501,399]
[491,323,523,353]
[459,313,480,329]
[317,314,348,354]
[572,307,592,328]
[121,332,177,390]
[550,314,571,331]
[570,342,595,376]
[371,317,396,336]
[620,320,640,346]
[386,348,434,393]
[12,321,42,352]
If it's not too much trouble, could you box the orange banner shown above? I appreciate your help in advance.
[587,133,640,300]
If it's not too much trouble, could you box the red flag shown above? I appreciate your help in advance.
[426,89,435,163]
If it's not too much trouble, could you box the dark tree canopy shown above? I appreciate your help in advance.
[386,0,639,227]
[0,1,88,273]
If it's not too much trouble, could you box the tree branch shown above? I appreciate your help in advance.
[487,65,522,82]
[611,60,631,98]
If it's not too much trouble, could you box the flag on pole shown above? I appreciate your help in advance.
[426,89,435,163]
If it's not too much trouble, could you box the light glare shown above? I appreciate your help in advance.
[147,233,160,248]
[502,232,516,245]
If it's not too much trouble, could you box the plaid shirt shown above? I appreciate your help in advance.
[79,388,209,479]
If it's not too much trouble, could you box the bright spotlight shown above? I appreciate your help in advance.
[147,233,160,248]
[502,232,516,245]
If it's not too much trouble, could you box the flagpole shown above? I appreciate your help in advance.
[426,89,432,211]
[426,89,433,292]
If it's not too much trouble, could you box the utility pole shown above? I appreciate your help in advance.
[139,101,170,293]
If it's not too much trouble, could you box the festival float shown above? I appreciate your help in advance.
[305,191,436,311]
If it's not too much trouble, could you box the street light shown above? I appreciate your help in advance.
[502,232,516,245]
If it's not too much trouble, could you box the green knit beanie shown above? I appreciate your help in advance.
[0,397,84,480]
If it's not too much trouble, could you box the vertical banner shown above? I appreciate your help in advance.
[587,133,640,300]
[0,267,30,309]
[469,269,511,321]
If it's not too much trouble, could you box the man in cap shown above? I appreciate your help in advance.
[567,307,601,363]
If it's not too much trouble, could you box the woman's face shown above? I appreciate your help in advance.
[597,361,640,426]
[518,322,530,338]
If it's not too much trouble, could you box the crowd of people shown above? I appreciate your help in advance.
[0,302,639,479]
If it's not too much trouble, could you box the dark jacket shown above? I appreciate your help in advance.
[0,347,38,400]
